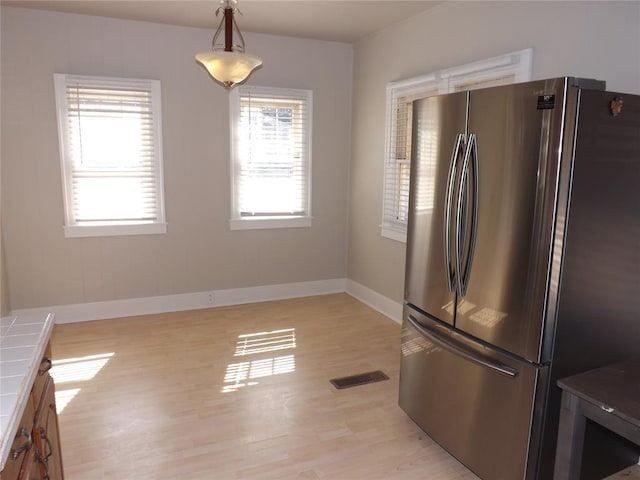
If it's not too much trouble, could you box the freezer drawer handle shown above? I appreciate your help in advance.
[407,314,518,378]
[444,133,465,292]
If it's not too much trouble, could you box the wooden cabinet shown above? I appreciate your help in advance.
[32,378,63,480]
[1,402,35,480]
[0,346,63,480]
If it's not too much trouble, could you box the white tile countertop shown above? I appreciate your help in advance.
[0,313,55,471]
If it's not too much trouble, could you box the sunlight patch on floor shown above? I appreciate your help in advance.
[54,388,81,413]
[51,353,114,413]
[222,354,296,393]
[224,328,296,393]
[235,328,296,356]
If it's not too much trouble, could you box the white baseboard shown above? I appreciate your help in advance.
[11,278,347,324]
[345,279,403,324]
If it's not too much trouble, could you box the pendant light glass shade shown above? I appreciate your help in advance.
[196,0,262,90]
[196,51,262,89]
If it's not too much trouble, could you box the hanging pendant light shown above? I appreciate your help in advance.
[195,0,262,90]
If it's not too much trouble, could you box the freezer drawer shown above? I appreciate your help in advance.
[399,310,543,480]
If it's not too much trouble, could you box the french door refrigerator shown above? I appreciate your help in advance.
[399,77,640,480]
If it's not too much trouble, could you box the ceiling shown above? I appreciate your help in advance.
[1,1,442,43]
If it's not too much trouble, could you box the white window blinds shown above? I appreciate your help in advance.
[381,48,533,243]
[383,87,438,241]
[54,74,166,237]
[230,86,312,230]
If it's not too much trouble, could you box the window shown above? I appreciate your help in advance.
[230,86,312,230]
[382,48,533,242]
[54,74,166,238]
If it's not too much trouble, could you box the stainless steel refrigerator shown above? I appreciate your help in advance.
[399,77,640,480]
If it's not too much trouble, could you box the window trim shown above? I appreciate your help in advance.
[54,74,167,238]
[381,48,533,243]
[229,85,313,231]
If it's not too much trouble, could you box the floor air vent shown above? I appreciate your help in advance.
[330,370,389,389]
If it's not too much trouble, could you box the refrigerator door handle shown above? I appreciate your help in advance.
[463,133,479,295]
[407,314,518,378]
[444,133,465,292]
[456,133,479,297]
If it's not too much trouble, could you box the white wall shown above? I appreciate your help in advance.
[348,1,640,305]
[3,2,639,317]
[1,7,353,310]
[1,235,8,316]
[0,6,7,316]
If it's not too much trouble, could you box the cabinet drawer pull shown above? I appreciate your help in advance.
[36,427,52,480]
[38,357,53,375]
[11,427,32,460]
[38,426,54,461]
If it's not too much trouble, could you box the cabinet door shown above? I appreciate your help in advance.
[457,79,569,363]
[32,347,53,412]
[33,378,64,480]
[16,449,39,480]
[404,92,468,325]
[0,400,35,480]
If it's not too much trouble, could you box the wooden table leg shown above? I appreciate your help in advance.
[554,390,587,479]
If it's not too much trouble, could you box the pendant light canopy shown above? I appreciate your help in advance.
[196,0,262,90]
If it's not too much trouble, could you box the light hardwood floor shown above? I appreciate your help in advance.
[50,293,480,479]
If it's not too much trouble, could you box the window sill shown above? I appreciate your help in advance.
[381,225,407,243]
[230,216,312,231]
[64,223,167,238]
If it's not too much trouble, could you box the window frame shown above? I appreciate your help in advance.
[53,73,167,238]
[381,48,533,243]
[229,85,313,231]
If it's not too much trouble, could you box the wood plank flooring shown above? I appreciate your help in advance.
[50,294,480,479]
[606,465,640,479]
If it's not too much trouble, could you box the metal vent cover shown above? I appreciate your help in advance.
[330,370,389,389]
